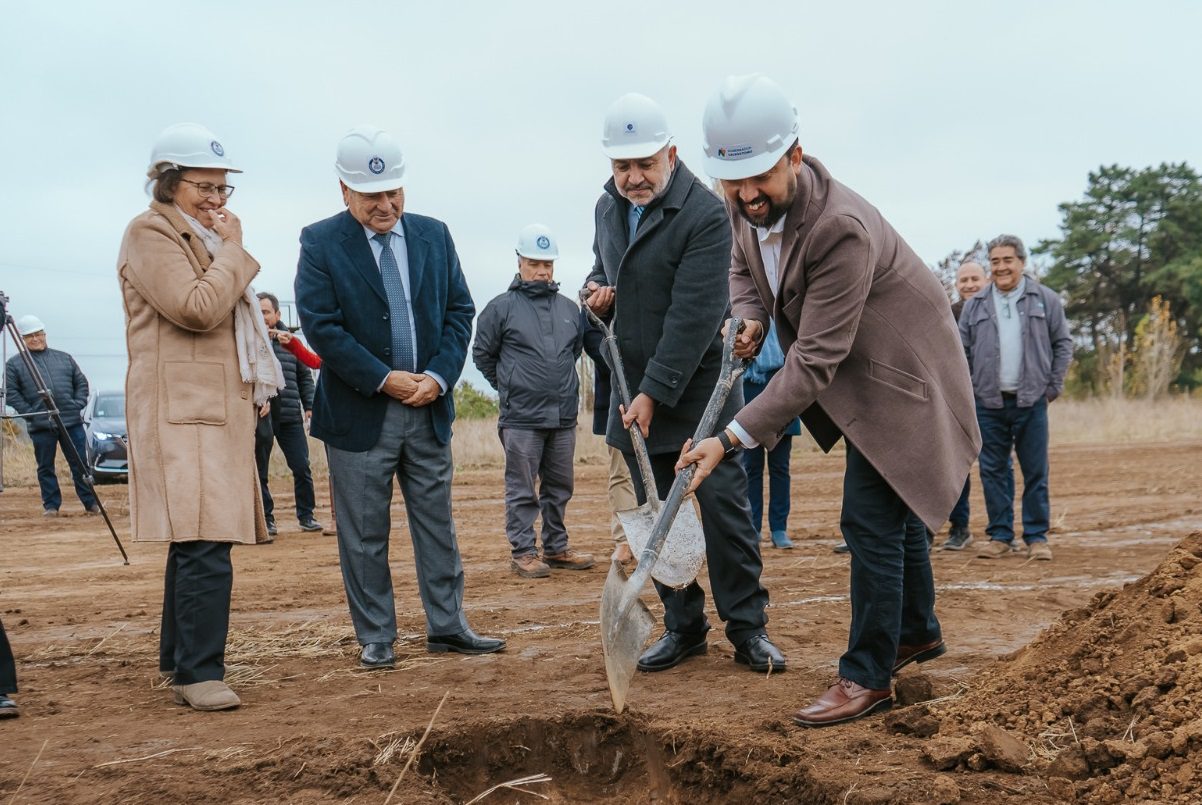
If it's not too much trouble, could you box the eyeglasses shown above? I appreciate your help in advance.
[180,179,236,200]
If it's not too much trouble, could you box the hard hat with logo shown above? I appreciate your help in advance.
[336,126,406,193]
[601,93,672,160]
[515,223,559,261]
[701,74,800,180]
[16,315,46,336]
[149,123,242,177]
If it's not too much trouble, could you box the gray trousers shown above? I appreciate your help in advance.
[499,426,576,558]
[326,401,469,643]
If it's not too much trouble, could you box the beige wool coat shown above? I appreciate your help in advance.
[729,156,981,531]
[117,200,269,544]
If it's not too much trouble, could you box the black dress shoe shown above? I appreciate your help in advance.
[359,642,395,669]
[734,634,788,672]
[636,631,707,672]
[0,695,18,718]
[427,628,506,655]
[833,542,850,554]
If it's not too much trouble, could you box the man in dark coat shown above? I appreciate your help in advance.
[4,315,99,516]
[583,92,785,676]
[473,224,593,578]
[254,292,322,536]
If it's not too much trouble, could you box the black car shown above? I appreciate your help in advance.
[84,392,128,483]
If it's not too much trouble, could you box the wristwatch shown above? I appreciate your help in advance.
[716,429,738,456]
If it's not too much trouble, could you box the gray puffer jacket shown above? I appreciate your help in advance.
[5,347,90,431]
[473,277,583,429]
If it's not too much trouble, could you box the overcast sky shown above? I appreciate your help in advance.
[2,1,1199,394]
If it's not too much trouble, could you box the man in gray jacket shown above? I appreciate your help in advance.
[473,224,594,578]
[960,234,1072,561]
[4,315,100,516]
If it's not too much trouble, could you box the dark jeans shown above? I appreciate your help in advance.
[624,450,768,647]
[742,435,792,533]
[30,424,97,512]
[0,616,16,694]
[255,416,316,523]
[839,444,941,690]
[949,475,971,528]
[976,396,1050,544]
[160,541,233,685]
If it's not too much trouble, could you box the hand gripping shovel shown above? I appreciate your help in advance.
[583,297,746,712]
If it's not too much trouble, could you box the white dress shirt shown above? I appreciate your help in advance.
[992,277,1026,394]
[363,222,446,394]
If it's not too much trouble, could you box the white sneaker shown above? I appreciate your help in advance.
[172,680,240,711]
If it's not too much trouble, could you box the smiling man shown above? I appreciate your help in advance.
[583,92,785,678]
[679,74,981,727]
[960,235,1072,562]
[295,126,504,669]
[473,224,591,579]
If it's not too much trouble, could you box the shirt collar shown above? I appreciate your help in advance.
[992,276,1027,301]
[756,215,786,243]
[362,220,405,241]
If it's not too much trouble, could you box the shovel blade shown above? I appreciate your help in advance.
[600,559,656,714]
[617,499,706,589]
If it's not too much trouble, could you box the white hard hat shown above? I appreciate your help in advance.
[149,123,242,177]
[336,126,406,193]
[601,93,672,160]
[701,74,800,180]
[515,223,559,261]
[17,315,45,336]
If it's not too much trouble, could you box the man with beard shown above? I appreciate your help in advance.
[472,224,593,578]
[679,75,980,726]
[583,92,785,676]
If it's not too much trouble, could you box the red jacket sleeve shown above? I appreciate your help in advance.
[285,336,322,369]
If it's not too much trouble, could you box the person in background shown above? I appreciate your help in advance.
[940,260,987,551]
[741,321,798,550]
[4,315,99,517]
[118,122,280,711]
[255,291,323,537]
[0,617,17,718]
[473,224,593,578]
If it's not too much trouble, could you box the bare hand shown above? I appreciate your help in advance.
[585,281,615,316]
[402,374,441,407]
[205,207,243,245]
[675,436,726,494]
[620,393,655,438]
[258,402,270,418]
[275,330,294,346]
[723,318,763,359]
[382,370,420,400]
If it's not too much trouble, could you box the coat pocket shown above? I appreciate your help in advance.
[868,359,928,402]
[164,361,228,424]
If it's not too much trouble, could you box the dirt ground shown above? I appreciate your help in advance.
[0,440,1199,804]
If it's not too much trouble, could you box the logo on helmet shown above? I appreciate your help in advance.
[536,235,551,250]
[717,144,753,160]
[210,140,225,157]
[368,157,385,175]
[624,122,636,134]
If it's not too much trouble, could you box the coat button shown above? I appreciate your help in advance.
[384,348,391,355]
[383,314,389,320]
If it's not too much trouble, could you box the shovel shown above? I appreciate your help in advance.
[583,297,746,713]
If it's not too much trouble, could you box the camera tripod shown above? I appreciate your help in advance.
[0,291,129,564]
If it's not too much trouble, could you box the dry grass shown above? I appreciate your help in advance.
[3,397,1198,487]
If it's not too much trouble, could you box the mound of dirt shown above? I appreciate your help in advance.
[930,531,1202,803]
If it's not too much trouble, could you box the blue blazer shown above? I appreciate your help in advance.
[295,210,474,451]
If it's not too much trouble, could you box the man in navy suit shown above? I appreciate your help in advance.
[295,126,505,668]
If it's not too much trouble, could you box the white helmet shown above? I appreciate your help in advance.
[16,315,46,336]
[601,93,672,160]
[515,223,559,261]
[701,74,800,180]
[148,123,242,177]
[336,126,406,193]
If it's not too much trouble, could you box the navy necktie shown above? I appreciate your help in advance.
[628,205,645,246]
[373,232,416,372]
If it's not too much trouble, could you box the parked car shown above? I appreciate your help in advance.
[84,391,128,483]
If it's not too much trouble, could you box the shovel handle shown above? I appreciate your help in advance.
[580,289,660,511]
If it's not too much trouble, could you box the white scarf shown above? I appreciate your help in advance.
[178,207,284,406]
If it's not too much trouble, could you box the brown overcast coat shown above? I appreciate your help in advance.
[117,201,268,543]
[729,156,980,530]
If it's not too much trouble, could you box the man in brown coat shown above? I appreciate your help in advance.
[680,75,980,727]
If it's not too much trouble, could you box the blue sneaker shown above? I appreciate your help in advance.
[770,530,795,549]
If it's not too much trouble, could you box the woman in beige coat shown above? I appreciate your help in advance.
[117,123,280,711]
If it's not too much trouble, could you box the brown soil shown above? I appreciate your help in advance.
[0,440,1199,804]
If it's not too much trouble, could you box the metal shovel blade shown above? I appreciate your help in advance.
[600,558,656,714]
[616,499,705,590]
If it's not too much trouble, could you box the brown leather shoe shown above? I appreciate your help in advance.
[543,549,595,570]
[793,678,892,727]
[892,638,946,674]
[512,554,551,578]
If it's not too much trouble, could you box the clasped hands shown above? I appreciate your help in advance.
[383,370,440,407]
